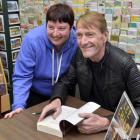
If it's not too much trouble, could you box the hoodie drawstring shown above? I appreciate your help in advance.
[52,48,63,85]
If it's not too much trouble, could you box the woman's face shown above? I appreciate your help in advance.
[47,21,71,49]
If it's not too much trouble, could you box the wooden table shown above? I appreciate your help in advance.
[0,96,139,140]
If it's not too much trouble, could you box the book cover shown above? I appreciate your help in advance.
[104,92,139,140]
[37,102,100,138]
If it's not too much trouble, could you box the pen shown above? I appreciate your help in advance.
[32,112,41,115]
[32,109,55,116]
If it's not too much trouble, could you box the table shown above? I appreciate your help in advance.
[0,96,139,140]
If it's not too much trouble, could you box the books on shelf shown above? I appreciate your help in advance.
[104,92,139,140]
[0,58,10,113]
[37,102,100,138]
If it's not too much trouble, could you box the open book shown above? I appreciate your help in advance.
[37,102,100,138]
[104,92,139,140]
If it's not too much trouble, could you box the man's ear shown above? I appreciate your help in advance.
[103,31,109,43]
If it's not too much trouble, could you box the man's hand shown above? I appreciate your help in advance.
[78,113,110,134]
[38,98,61,122]
[4,108,24,119]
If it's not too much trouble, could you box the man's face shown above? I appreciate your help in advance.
[77,24,107,62]
[47,21,71,49]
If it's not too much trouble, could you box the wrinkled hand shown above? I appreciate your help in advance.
[4,108,24,119]
[78,113,110,134]
[38,98,61,122]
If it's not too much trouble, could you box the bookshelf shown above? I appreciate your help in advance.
[0,0,21,102]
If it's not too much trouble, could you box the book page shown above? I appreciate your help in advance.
[62,102,100,125]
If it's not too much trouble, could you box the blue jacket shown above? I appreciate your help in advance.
[12,24,78,110]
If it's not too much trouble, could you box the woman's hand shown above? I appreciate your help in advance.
[4,108,24,119]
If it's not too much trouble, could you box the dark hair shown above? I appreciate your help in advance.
[46,3,74,28]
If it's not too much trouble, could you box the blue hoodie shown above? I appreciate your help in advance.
[12,24,78,110]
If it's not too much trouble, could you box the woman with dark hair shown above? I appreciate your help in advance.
[5,3,77,118]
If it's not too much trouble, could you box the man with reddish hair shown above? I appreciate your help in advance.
[39,11,140,133]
